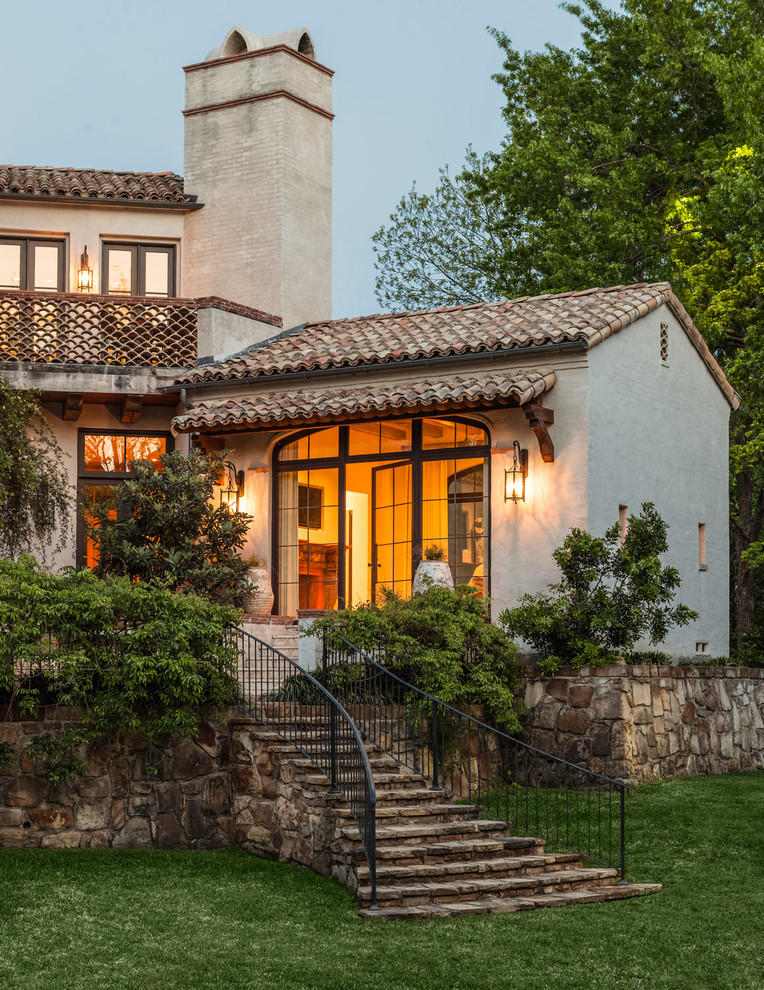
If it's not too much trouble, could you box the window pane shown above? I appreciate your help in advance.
[144,251,170,297]
[348,421,412,456]
[33,245,60,291]
[0,243,22,289]
[126,436,166,468]
[279,428,339,461]
[83,484,120,569]
[422,417,488,449]
[83,434,125,473]
[107,250,133,294]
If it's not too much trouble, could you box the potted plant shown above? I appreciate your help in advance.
[412,544,454,594]
[242,557,274,617]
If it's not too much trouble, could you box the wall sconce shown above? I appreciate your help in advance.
[219,461,245,511]
[77,246,93,292]
[504,441,528,503]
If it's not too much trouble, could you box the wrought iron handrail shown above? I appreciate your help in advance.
[227,626,378,907]
[321,632,627,880]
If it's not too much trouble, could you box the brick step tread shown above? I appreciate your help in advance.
[371,773,430,787]
[356,853,583,882]
[357,884,662,919]
[357,868,621,906]
[334,804,478,821]
[341,819,511,843]
[357,836,546,863]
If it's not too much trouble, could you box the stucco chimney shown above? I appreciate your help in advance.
[182,26,333,331]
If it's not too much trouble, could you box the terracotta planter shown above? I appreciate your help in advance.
[243,566,274,617]
[412,559,454,595]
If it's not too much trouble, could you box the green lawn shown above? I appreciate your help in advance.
[1,773,763,990]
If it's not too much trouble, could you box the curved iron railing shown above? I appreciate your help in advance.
[227,626,378,907]
[320,632,627,880]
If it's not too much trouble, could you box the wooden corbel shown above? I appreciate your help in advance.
[62,394,84,421]
[120,396,143,424]
[523,403,555,463]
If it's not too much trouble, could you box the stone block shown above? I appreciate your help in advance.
[533,702,562,731]
[197,721,217,756]
[113,818,151,849]
[591,690,628,721]
[650,684,664,716]
[681,701,696,726]
[568,684,594,708]
[544,679,568,702]
[77,777,109,800]
[155,782,182,814]
[231,765,262,795]
[75,802,110,831]
[5,774,47,807]
[182,795,207,841]
[156,812,186,849]
[524,681,544,708]
[557,709,590,734]
[0,724,18,745]
[591,726,611,757]
[0,807,24,827]
[40,831,81,849]
[246,824,272,845]
[173,740,212,780]
[255,752,273,775]
[111,799,126,831]
[30,806,71,830]
[83,831,110,849]
[203,775,230,816]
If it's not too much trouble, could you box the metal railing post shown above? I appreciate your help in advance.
[323,631,339,792]
[430,698,441,790]
[620,785,626,883]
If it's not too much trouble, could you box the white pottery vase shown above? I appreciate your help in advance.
[244,566,274,617]
[412,559,454,595]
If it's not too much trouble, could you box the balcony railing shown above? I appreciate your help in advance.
[0,289,198,368]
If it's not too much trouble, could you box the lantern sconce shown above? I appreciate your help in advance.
[504,441,528,503]
[77,246,93,292]
[219,461,245,511]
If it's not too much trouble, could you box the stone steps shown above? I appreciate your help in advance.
[357,866,622,909]
[245,715,660,919]
[357,883,664,920]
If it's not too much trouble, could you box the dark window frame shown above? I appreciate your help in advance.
[76,428,174,566]
[101,242,177,298]
[0,236,66,291]
[298,483,324,530]
[272,415,491,614]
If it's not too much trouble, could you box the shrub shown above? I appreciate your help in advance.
[499,503,697,673]
[88,449,251,605]
[0,556,239,779]
[311,585,522,732]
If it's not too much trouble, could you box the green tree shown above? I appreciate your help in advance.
[499,504,697,671]
[89,448,251,605]
[0,378,70,559]
[373,0,764,649]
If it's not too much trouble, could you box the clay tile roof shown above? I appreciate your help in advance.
[176,281,738,410]
[0,166,194,205]
[172,369,556,433]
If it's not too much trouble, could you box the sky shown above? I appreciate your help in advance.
[1,0,619,319]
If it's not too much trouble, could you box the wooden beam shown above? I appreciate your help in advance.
[62,394,83,421]
[120,396,143,424]
[195,435,226,453]
[524,404,555,462]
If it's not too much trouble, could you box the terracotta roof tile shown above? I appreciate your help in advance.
[178,283,671,384]
[176,281,738,410]
[0,166,194,204]
[172,369,556,433]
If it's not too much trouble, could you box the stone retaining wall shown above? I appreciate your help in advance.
[521,664,764,785]
[0,711,342,881]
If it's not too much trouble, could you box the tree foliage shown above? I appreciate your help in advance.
[499,504,697,672]
[0,556,238,780]
[89,448,251,605]
[0,379,70,560]
[311,585,523,731]
[373,0,764,650]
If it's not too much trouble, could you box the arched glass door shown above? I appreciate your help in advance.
[273,417,489,614]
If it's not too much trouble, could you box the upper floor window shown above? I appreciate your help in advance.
[0,237,65,292]
[102,242,176,298]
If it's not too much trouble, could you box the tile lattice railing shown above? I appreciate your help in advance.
[0,290,198,368]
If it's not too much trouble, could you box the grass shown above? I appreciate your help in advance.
[1,773,764,990]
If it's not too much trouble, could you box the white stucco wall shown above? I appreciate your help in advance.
[586,304,731,657]
[0,201,185,295]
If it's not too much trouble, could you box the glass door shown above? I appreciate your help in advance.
[371,461,412,601]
